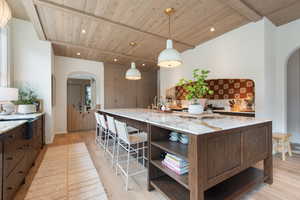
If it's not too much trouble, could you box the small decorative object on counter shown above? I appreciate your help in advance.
[162,153,189,175]
[179,134,189,144]
[177,69,214,114]
[13,87,38,114]
[169,132,179,142]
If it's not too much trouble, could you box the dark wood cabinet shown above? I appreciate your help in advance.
[1,114,45,200]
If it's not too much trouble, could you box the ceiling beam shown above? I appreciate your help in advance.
[51,40,157,64]
[218,0,262,22]
[21,0,46,40]
[34,0,195,49]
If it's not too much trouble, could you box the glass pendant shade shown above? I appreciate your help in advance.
[0,0,12,28]
[126,62,141,80]
[158,39,183,68]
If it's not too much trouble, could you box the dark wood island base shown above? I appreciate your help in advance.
[99,109,273,200]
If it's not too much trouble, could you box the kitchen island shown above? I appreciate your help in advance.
[98,109,273,200]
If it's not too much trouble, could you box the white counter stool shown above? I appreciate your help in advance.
[115,120,147,191]
[95,113,101,144]
[273,133,292,161]
[106,115,118,167]
[98,114,109,150]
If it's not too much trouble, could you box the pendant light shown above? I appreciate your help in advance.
[158,8,182,68]
[126,62,141,80]
[0,0,12,28]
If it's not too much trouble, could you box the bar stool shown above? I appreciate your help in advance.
[97,113,109,150]
[106,115,118,166]
[115,120,147,191]
[105,115,139,163]
[273,133,292,161]
[94,113,101,145]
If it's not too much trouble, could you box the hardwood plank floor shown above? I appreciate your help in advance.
[15,131,300,200]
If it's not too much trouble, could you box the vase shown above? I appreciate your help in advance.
[18,104,37,114]
[188,104,204,114]
[188,99,207,114]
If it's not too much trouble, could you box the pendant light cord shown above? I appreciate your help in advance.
[168,14,171,39]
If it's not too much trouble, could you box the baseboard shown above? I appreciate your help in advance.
[55,131,68,135]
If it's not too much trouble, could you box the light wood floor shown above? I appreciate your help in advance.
[15,131,300,200]
[24,143,107,200]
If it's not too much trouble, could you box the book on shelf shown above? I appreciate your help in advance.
[165,154,188,166]
[162,153,189,175]
[162,160,189,175]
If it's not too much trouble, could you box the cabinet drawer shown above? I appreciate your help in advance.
[3,156,27,200]
[4,126,27,177]
[4,150,25,177]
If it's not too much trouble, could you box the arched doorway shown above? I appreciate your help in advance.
[67,72,97,132]
[286,49,300,153]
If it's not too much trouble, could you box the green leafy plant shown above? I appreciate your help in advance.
[177,69,214,104]
[13,87,38,105]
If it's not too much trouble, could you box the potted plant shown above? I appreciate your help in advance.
[177,69,213,114]
[13,88,38,114]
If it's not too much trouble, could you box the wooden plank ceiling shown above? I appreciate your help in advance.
[19,0,300,68]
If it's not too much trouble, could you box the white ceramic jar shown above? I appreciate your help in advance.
[18,104,37,114]
[188,104,204,114]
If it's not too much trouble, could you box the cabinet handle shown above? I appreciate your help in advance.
[17,147,23,150]
[7,187,13,190]
[8,135,14,139]
[19,171,24,174]
[6,157,13,160]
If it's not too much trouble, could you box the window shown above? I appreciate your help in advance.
[0,27,10,87]
[85,84,92,107]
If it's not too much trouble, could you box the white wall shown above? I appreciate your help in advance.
[160,17,300,143]
[160,18,275,120]
[287,50,300,143]
[275,19,300,141]
[10,18,54,143]
[54,56,104,134]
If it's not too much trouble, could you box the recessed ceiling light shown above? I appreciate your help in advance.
[81,29,86,34]
[77,52,81,56]
[142,63,146,66]
[113,58,118,62]
[129,41,137,46]
[210,27,215,32]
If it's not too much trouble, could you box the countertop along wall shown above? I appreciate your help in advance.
[54,56,104,134]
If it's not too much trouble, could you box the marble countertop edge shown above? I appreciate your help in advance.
[98,109,271,135]
[0,120,27,135]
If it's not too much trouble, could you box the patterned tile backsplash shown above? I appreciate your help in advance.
[175,79,255,100]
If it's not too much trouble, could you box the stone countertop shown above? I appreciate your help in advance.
[0,120,27,135]
[0,112,44,121]
[99,108,271,135]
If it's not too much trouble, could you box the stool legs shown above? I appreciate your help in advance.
[280,139,286,161]
[287,139,292,157]
[275,138,292,161]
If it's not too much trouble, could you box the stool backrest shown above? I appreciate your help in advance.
[107,115,117,136]
[115,120,129,144]
[95,113,101,126]
[98,114,107,130]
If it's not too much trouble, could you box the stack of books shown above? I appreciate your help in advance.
[162,153,189,175]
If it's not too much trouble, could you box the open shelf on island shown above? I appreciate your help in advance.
[151,176,189,200]
[151,140,188,160]
[205,167,264,200]
[151,159,189,190]
[150,167,264,200]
